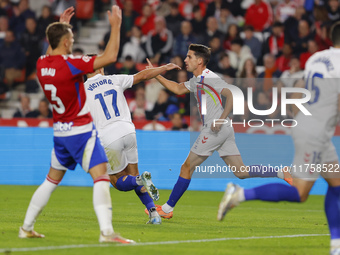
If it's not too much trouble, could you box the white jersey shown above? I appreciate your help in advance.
[84,74,135,146]
[295,47,340,141]
[184,68,226,125]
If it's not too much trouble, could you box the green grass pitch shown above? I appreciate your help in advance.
[0,185,330,255]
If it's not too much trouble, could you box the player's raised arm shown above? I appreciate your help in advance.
[145,58,190,95]
[133,63,181,85]
[93,5,122,70]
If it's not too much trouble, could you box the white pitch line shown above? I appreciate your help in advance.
[0,234,329,253]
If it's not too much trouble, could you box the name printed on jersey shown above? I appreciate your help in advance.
[87,78,113,91]
[41,68,56,77]
[53,121,74,132]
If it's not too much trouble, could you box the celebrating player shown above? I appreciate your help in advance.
[218,22,340,255]
[19,6,135,244]
[84,58,181,224]
[145,44,292,220]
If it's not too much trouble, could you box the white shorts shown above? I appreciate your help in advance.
[291,135,338,181]
[105,133,138,175]
[191,124,240,157]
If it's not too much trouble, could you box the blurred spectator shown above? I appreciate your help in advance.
[300,39,319,69]
[217,7,237,35]
[0,0,13,18]
[0,15,9,47]
[263,21,285,57]
[26,98,52,118]
[164,55,184,81]
[327,0,340,23]
[36,5,54,40]
[121,25,146,63]
[201,16,224,45]
[10,0,35,39]
[134,4,155,36]
[178,0,206,20]
[146,89,171,121]
[0,30,25,87]
[228,38,254,76]
[215,52,237,78]
[276,43,293,72]
[279,56,304,88]
[238,58,258,94]
[146,16,173,64]
[121,0,138,42]
[206,0,223,18]
[224,0,245,17]
[175,69,190,116]
[129,85,153,121]
[239,58,258,79]
[116,0,147,15]
[12,93,31,118]
[118,55,138,75]
[243,25,262,62]
[170,112,188,130]
[72,47,84,56]
[207,36,223,72]
[274,0,298,23]
[223,23,240,50]
[172,21,196,59]
[315,21,333,50]
[20,17,42,78]
[258,54,282,92]
[291,19,313,55]
[191,4,206,37]
[253,92,271,120]
[165,2,184,38]
[245,0,273,32]
[284,6,308,47]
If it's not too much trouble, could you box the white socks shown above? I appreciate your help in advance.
[23,178,58,231]
[93,177,114,236]
[162,203,174,213]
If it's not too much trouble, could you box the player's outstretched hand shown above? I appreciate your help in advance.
[108,5,122,27]
[146,58,154,69]
[165,63,181,71]
[59,7,75,24]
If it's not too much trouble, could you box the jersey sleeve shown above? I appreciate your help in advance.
[65,55,96,77]
[184,80,192,92]
[109,75,134,90]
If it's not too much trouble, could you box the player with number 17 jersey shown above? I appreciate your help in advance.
[37,54,96,136]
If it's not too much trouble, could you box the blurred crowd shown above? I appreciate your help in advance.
[0,0,339,130]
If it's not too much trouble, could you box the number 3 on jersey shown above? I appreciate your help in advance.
[305,72,322,104]
[95,89,120,120]
[44,84,65,114]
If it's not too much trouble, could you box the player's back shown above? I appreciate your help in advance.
[296,47,340,140]
[37,54,95,128]
[84,74,135,146]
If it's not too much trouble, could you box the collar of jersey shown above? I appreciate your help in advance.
[194,68,209,80]
[87,73,103,81]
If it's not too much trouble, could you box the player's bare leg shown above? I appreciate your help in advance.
[19,167,66,238]
[221,155,293,184]
[322,162,340,255]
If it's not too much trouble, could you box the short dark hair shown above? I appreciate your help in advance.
[243,25,254,32]
[46,22,72,50]
[331,21,340,46]
[188,44,211,66]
